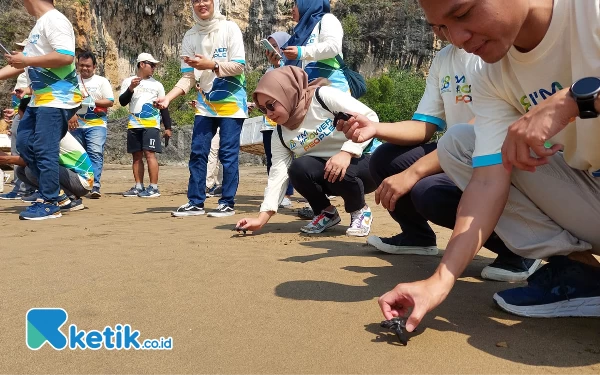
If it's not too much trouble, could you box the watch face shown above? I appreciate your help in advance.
[572,76,600,97]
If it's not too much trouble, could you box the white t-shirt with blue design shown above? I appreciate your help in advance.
[23,9,81,109]
[413,45,480,130]
[180,20,248,119]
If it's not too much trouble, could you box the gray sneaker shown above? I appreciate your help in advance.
[138,186,161,198]
[123,186,142,197]
[89,186,101,199]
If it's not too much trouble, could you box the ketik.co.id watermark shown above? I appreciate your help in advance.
[26,308,173,350]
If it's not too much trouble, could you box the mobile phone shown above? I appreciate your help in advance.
[260,39,281,59]
[180,55,190,59]
[0,41,11,55]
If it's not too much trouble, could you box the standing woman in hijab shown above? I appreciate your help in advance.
[236,66,378,236]
[156,0,247,218]
[279,0,349,93]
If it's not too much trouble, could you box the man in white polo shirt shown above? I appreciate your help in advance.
[69,51,114,199]
[379,0,600,330]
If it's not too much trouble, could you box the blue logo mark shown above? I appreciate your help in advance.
[26,308,69,350]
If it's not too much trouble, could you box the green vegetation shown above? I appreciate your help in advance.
[360,69,426,123]
[108,106,129,121]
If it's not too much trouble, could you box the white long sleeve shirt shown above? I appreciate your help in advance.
[296,14,348,92]
[260,86,379,213]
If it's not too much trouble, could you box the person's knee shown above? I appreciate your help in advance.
[144,150,157,160]
[288,157,312,183]
[411,180,438,220]
[132,151,144,162]
[437,124,475,170]
[369,144,394,181]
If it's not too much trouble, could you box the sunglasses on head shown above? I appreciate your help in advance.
[257,100,277,114]
[144,61,157,68]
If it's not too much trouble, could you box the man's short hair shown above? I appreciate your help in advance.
[77,51,97,66]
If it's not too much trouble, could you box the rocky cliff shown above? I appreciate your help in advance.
[0,0,436,109]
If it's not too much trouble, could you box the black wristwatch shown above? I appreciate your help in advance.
[569,76,600,119]
[212,61,219,73]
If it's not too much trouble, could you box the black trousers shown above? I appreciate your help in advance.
[369,142,516,256]
[288,154,377,214]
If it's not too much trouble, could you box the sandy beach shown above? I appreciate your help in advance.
[1,165,599,374]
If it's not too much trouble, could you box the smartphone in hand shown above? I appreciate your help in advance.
[0,41,11,55]
[260,39,281,59]
[334,111,352,124]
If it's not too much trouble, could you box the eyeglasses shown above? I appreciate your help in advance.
[257,100,277,114]
[144,61,157,68]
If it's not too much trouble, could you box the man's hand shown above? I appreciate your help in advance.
[128,77,142,92]
[14,88,29,99]
[378,277,452,333]
[183,54,216,71]
[265,50,281,66]
[375,169,420,211]
[335,113,376,143]
[163,129,172,138]
[3,108,15,121]
[282,46,299,60]
[154,97,170,110]
[501,88,576,172]
[6,52,28,69]
[68,115,78,131]
[324,151,352,183]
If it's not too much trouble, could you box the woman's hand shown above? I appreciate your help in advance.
[154,97,170,110]
[183,54,216,71]
[236,212,271,232]
[265,50,281,67]
[282,46,299,61]
[324,151,352,183]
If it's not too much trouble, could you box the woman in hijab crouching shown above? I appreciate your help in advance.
[156,0,247,218]
[236,66,379,236]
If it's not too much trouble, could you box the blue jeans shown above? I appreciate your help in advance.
[262,130,294,196]
[16,106,77,203]
[188,116,244,207]
[70,126,107,188]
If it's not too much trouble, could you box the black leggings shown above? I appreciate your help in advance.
[288,154,377,214]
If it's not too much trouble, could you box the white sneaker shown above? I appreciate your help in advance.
[172,202,205,217]
[346,206,373,237]
[279,197,293,208]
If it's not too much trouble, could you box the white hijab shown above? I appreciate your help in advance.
[192,0,226,92]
